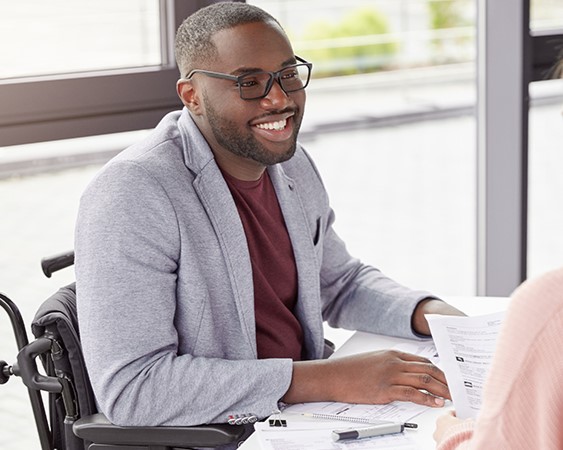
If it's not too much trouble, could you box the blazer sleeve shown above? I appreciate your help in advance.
[297,149,437,339]
[75,160,292,427]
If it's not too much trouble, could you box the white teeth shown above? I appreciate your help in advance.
[255,119,287,131]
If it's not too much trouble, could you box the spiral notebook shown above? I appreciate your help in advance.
[281,400,427,424]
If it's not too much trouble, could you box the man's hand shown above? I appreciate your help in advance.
[412,299,466,335]
[283,350,450,407]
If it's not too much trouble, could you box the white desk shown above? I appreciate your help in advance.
[239,296,510,450]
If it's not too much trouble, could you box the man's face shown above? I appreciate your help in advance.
[190,21,306,176]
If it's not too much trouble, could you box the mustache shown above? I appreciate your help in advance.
[251,106,299,122]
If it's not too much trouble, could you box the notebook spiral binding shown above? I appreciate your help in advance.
[309,413,374,424]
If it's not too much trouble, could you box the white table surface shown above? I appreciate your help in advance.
[238,296,511,450]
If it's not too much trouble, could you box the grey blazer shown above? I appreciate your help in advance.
[75,108,433,427]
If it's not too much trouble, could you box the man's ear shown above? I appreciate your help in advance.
[177,79,204,115]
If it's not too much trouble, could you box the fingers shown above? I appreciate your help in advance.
[392,350,433,362]
[329,350,450,407]
[403,372,450,400]
[380,351,451,404]
[398,358,448,383]
[389,351,448,383]
[386,350,449,386]
[386,384,446,407]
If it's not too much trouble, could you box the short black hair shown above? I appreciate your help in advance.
[175,2,282,78]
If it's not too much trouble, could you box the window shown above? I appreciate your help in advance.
[527,0,563,277]
[0,1,198,147]
[250,0,477,295]
[0,1,161,79]
[528,80,563,277]
[531,0,563,30]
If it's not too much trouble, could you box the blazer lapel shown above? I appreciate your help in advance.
[179,111,257,358]
[269,166,325,360]
[192,165,258,358]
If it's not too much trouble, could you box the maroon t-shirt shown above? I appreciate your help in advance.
[222,169,304,361]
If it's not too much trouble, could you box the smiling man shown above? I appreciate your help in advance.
[75,1,463,443]
[177,19,306,179]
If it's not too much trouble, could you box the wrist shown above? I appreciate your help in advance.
[281,359,336,403]
[412,298,466,336]
[412,298,441,335]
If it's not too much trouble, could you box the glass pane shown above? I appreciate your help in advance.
[251,0,474,78]
[303,119,476,295]
[527,79,563,277]
[0,0,161,79]
[531,0,563,30]
[250,0,477,295]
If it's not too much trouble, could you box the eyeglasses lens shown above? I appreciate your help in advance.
[239,64,310,99]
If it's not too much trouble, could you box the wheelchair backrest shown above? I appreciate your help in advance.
[31,282,96,450]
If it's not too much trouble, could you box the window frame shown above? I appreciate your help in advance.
[477,0,563,295]
[531,28,563,81]
[0,0,209,146]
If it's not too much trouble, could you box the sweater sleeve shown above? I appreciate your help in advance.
[436,421,475,450]
[434,267,563,450]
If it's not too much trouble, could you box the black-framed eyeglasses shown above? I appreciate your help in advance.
[183,56,313,100]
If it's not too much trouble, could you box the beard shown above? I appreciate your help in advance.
[203,93,303,166]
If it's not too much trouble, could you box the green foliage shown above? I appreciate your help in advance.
[428,0,464,30]
[427,0,471,63]
[299,7,396,77]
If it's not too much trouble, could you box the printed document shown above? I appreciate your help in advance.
[426,311,505,419]
[282,400,428,425]
[255,341,438,449]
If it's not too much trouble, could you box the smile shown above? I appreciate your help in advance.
[254,118,287,131]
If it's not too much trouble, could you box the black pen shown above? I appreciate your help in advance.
[332,422,417,442]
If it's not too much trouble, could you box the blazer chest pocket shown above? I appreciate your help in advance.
[312,216,323,248]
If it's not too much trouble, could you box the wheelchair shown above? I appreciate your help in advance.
[0,251,245,450]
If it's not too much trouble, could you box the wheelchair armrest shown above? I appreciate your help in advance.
[73,413,246,448]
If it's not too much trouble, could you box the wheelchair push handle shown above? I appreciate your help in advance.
[41,251,75,278]
[16,337,63,394]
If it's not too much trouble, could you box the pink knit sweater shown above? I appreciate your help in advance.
[436,267,563,450]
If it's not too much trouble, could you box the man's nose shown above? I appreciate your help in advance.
[260,78,292,108]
